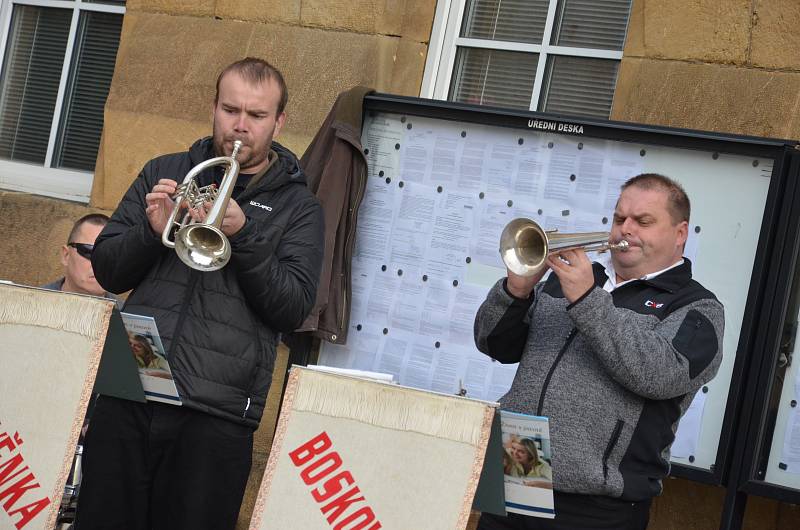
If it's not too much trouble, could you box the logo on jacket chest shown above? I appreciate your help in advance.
[645,300,664,309]
[249,201,272,212]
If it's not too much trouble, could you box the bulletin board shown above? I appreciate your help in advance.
[317,94,797,484]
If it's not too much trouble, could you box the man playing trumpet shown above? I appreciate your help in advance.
[475,174,724,530]
[76,58,324,530]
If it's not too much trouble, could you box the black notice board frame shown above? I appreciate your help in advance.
[357,93,797,491]
[735,148,800,506]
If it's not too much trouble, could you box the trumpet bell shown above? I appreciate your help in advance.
[174,224,231,272]
[500,218,549,277]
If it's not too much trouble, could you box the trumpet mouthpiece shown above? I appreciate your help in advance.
[231,140,243,159]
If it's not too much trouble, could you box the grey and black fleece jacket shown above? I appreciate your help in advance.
[474,260,723,501]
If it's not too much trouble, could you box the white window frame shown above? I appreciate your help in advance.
[421,0,625,111]
[0,0,125,203]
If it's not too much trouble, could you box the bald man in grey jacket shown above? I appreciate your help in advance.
[475,173,724,530]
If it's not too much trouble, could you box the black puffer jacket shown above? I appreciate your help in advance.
[92,137,324,428]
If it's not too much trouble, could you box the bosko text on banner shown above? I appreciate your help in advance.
[249,367,497,530]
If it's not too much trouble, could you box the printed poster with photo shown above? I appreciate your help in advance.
[120,312,182,405]
[500,410,555,518]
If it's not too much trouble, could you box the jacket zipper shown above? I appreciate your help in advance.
[603,420,625,484]
[536,328,577,416]
[167,270,200,361]
[338,163,367,339]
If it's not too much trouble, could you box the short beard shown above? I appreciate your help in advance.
[213,135,267,172]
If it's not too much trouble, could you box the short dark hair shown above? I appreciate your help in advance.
[67,213,109,244]
[621,173,690,224]
[214,57,288,115]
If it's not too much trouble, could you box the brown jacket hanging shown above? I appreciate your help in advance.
[296,86,374,344]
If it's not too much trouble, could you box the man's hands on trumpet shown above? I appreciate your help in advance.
[546,249,594,304]
[145,178,246,237]
[189,197,247,236]
[506,266,546,299]
[506,248,595,303]
[146,179,179,235]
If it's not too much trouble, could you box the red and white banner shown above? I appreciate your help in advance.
[250,367,495,530]
[0,285,113,530]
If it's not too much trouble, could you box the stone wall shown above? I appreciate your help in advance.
[0,191,108,287]
[613,0,800,140]
[91,0,433,209]
[614,1,800,528]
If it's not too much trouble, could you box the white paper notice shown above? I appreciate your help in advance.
[780,406,800,474]
[390,180,436,269]
[672,390,707,459]
[353,177,399,261]
[319,112,703,410]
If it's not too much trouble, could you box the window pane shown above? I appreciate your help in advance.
[449,47,538,109]
[460,0,550,44]
[538,55,619,118]
[54,11,123,171]
[551,0,632,50]
[0,6,71,164]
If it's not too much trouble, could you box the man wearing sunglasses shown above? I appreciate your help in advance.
[42,213,117,300]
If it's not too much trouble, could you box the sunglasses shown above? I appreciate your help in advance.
[67,242,94,259]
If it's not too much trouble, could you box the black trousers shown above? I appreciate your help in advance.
[74,396,254,530]
[478,491,652,530]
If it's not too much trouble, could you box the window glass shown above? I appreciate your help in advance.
[550,0,631,50]
[539,55,619,118]
[460,0,550,44]
[53,10,123,171]
[434,0,633,118]
[449,47,538,109]
[0,6,71,164]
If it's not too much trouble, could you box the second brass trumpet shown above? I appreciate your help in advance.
[499,218,628,277]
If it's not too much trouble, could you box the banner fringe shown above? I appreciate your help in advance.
[293,368,490,446]
[0,286,112,341]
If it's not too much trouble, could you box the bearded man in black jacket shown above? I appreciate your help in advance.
[75,58,324,530]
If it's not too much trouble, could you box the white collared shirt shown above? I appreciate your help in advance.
[598,253,685,293]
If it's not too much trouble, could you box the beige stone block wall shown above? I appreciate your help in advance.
[125,0,216,18]
[0,191,110,287]
[215,0,302,25]
[624,0,752,64]
[750,0,800,70]
[91,0,432,210]
[615,0,800,141]
[612,57,800,139]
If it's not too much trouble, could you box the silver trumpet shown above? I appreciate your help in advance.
[499,218,628,277]
[161,140,243,271]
